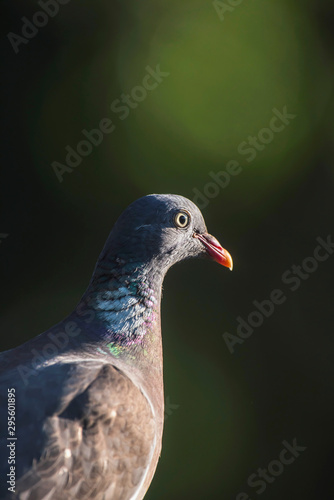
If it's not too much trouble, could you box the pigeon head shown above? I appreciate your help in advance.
[99,194,233,272]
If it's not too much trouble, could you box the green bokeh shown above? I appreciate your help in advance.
[29,0,332,209]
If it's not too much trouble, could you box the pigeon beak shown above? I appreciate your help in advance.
[194,232,233,271]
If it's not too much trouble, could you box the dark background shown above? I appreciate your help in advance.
[1,1,334,499]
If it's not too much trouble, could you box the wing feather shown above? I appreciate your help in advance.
[0,361,156,500]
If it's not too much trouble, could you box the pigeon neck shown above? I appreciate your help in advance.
[75,260,164,368]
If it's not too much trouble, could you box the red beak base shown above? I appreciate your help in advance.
[194,232,233,270]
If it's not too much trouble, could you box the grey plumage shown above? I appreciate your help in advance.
[0,194,232,500]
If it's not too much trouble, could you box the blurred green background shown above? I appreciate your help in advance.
[1,0,334,498]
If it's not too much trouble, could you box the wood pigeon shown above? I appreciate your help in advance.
[0,194,233,500]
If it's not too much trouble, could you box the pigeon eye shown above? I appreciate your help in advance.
[174,211,190,228]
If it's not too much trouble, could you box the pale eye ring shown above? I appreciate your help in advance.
[174,211,190,228]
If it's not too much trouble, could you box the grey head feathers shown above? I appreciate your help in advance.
[97,194,210,272]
